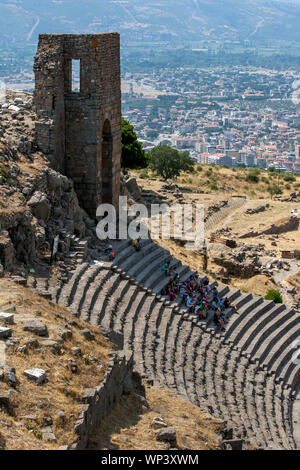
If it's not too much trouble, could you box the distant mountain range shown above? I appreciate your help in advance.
[1,0,300,47]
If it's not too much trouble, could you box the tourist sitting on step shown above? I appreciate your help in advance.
[195,300,206,319]
[161,261,171,276]
[179,285,188,304]
[135,237,142,251]
[186,294,194,310]
[132,237,142,251]
[212,286,219,298]
[105,244,113,256]
[168,289,177,301]
[214,311,225,331]
[171,266,178,279]
[105,245,115,261]
[223,297,237,313]
[211,297,219,312]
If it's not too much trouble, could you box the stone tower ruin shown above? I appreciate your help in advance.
[34,33,122,218]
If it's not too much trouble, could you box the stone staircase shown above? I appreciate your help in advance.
[33,237,300,449]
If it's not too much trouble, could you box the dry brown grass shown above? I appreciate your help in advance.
[230,274,278,296]
[135,166,300,199]
[0,279,114,450]
[285,272,300,290]
[88,385,224,451]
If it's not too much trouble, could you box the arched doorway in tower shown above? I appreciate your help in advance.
[101,119,113,204]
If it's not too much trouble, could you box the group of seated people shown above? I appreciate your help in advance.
[160,261,236,331]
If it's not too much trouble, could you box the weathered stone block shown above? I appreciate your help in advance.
[0,313,14,324]
[24,368,46,385]
[0,327,12,339]
[23,320,48,337]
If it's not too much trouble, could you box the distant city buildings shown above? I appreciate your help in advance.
[121,66,300,172]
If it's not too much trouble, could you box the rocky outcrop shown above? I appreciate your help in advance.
[0,91,102,276]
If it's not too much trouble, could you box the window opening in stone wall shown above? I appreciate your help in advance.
[72,59,80,93]
[102,120,113,204]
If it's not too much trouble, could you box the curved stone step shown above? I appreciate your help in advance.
[225,299,274,345]
[126,245,163,278]
[234,303,287,352]
[263,320,300,374]
[89,272,121,326]
[249,310,297,362]
[58,262,90,306]
[78,269,113,323]
[117,241,156,272]
[134,253,168,285]
[112,238,152,266]
[69,264,103,316]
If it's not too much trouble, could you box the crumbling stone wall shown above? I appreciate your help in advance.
[71,351,134,450]
[34,34,122,219]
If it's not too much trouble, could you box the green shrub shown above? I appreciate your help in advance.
[246,172,259,183]
[265,289,283,304]
[284,175,296,182]
[139,169,149,179]
[210,184,218,191]
[267,185,282,196]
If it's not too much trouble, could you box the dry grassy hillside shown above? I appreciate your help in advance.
[0,280,113,450]
[88,385,224,451]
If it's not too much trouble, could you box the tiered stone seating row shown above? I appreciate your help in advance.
[109,239,300,390]
[50,246,297,449]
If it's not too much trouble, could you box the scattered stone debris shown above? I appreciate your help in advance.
[280,191,300,203]
[40,340,60,353]
[23,320,48,337]
[0,393,11,412]
[0,313,14,324]
[68,357,78,373]
[151,416,168,429]
[205,200,228,222]
[155,427,177,444]
[80,329,95,341]
[245,204,269,215]
[0,326,12,339]
[41,426,56,442]
[23,368,46,385]
[0,366,17,388]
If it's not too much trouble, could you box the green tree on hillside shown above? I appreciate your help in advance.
[149,145,194,180]
[121,118,148,169]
